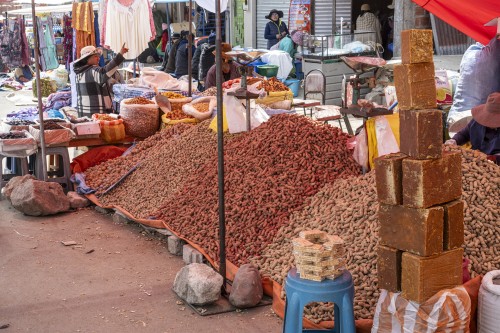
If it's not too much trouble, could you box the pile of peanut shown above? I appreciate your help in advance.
[198,87,218,97]
[165,109,194,120]
[161,91,185,99]
[124,97,155,105]
[99,122,232,218]
[193,103,210,113]
[154,114,361,265]
[93,114,117,121]
[85,123,193,196]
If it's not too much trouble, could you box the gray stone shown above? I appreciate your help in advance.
[229,264,263,308]
[67,191,90,209]
[183,244,204,264]
[112,211,132,224]
[3,175,36,201]
[10,179,70,216]
[173,263,223,305]
[155,228,173,236]
[95,206,113,215]
[168,235,185,256]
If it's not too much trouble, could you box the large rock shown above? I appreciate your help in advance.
[10,179,70,216]
[3,175,36,201]
[172,263,223,305]
[229,264,263,308]
[67,191,90,209]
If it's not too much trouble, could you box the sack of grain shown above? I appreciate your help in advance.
[119,97,159,138]
[182,96,216,120]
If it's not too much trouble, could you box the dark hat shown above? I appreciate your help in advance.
[471,92,500,128]
[172,33,181,39]
[266,9,283,20]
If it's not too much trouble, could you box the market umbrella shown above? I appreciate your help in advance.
[412,0,500,45]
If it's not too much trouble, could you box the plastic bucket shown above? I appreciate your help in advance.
[284,79,301,97]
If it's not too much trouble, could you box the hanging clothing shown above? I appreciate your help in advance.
[72,2,96,59]
[0,19,23,69]
[19,19,30,66]
[36,15,59,71]
[98,0,108,46]
[93,12,105,67]
[63,15,74,68]
[105,0,155,59]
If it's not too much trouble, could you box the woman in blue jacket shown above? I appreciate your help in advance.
[264,9,289,49]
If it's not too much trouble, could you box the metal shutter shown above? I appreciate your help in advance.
[256,0,290,49]
[313,0,352,36]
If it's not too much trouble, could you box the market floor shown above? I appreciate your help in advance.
[0,200,283,333]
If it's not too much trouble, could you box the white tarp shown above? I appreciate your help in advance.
[8,3,98,15]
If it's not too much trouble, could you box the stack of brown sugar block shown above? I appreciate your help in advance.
[374,30,464,303]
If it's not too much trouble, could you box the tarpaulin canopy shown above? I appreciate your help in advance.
[412,0,500,45]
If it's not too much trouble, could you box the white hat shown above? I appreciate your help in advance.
[74,45,101,64]
[361,4,370,11]
[388,0,395,9]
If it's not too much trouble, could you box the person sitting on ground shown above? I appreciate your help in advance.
[165,32,182,74]
[73,44,128,116]
[446,92,500,165]
[174,31,196,78]
[14,65,35,83]
[204,43,241,90]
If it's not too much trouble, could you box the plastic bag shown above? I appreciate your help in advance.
[352,128,368,170]
[119,98,160,138]
[371,287,471,332]
[182,96,217,120]
[91,116,126,143]
[478,270,500,333]
[374,115,399,157]
[224,91,270,134]
[209,108,228,133]
[50,65,69,89]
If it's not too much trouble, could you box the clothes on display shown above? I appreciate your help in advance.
[0,19,23,69]
[63,15,74,68]
[104,0,155,59]
[36,15,59,71]
[19,19,30,67]
[72,2,96,59]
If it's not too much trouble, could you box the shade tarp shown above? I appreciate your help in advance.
[412,0,500,45]
[154,0,228,13]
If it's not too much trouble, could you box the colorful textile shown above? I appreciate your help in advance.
[63,15,74,68]
[19,19,30,66]
[72,2,96,59]
[0,19,22,68]
[36,15,59,71]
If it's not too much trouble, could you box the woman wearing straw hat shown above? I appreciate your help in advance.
[73,44,128,116]
[446,92,500,165]
[264,9,289,49]
[203,43,241,90]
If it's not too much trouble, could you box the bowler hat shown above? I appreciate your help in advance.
[361,4,370,11]
[471,92,500,128]
[266,9,283,20]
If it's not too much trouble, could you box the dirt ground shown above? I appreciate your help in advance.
[0,199,283,333]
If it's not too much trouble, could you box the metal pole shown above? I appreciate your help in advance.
[31,1,47,181]
[188,0,193,96]
[215,0,226,291]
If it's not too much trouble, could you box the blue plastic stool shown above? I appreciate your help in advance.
[283,268,355,333]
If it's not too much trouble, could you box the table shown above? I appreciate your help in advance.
[292,98,321,117]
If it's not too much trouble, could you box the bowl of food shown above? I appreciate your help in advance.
[256,65,279,78]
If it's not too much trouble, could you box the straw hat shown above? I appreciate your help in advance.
[74,45,101,65]
[471,92,500,128]
[265,9,284,20]
[212,43,233,60]
[361,4,370,11]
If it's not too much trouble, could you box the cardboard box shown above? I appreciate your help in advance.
[394,62,437,110]
[401,29,434,64]
[374,153,406,205]
[72,122,101,136]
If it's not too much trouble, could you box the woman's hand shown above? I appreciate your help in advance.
[120,43,129,55]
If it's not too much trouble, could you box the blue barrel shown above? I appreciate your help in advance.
[284,79,301,97]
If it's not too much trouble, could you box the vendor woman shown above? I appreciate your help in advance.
[73,44,128,115]
[264,9,289,49]
[446,92,500,165]
[203,43,241,90]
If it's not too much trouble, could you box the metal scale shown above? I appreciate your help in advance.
[225,50,267,131]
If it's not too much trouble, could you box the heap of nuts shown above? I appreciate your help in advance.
[165,109,194,120]
[161,91,185,99]
[193,103,210,113]
[93,114,118,121]
[198,87,218,97]
[0,131,26,139]
[42,120,66,130]
[258,77,289,92]
[125,97,155,105]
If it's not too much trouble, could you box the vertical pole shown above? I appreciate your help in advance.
[215,0,226,291]
[31,0,47,181]
[188,0,193,96]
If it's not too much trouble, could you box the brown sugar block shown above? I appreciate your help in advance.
[402,151,462,208]
[399,109,443,159]
[443,200,465,250]
[379,204,444,256]
[378,245,402,292]
[394,62,437,110]
[401,248,463,303]
[374,153,406,205]
[401,29,434,64]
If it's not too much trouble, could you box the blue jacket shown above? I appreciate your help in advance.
[264,20,289,49]
[175,39,197,77]
[453,119,500,164]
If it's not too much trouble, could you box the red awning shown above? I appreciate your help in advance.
[412,0,500,45]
